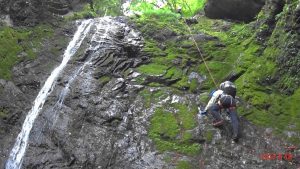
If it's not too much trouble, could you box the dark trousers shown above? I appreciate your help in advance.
[209,104,239,137]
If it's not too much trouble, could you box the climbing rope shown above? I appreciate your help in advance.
[182,18,218,88]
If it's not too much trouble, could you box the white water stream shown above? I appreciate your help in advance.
[5,19,93,169]
[50,18,112,128]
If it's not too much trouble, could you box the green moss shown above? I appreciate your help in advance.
[189,79,198,93]
[255,10,267,20]
[142,40,164,54]
[0,108,8,119]
[148,82,163,87]
[139,89,152,108]
[99,75,111,85]
[204,130,213,143]
[199,93,209,103]
[197,61,232,88]
[237,83,300,139]
[153,138,201,155]
[174,103,197,130]
[176,160,192,169]
[231,17,300,140]
[182,131,192,142]
[139,88,169,108]
[187,12,300,144]
[153,90,168,102]
[0,25,53,79]
[286,88,300,118]
[138,63,168,76]
[150,107,180,139]
[149,103,200,155]
[163,154,173,163]
[173,76,189,90]
[50,35,69,56]
[165,67,183,80]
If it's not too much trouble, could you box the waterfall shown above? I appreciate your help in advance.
[5,19,93,169]
[56,22,110,108]
[50,18,112,128]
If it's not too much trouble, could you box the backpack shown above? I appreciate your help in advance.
[219,81,236,98]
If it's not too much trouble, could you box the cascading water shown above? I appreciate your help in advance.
[4,15,147,168]
[51,20,111,127]
[5,19,93,169]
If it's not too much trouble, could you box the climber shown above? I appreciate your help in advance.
[204,81,237,113]
[202,81,239,142]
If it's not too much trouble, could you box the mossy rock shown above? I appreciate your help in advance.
[99,75,111,86]
[137,63,168,76]
[176,160,193,169]
[0,108,9,121]
[149,103,201,155]
[133,1,300,147]
[0,25,53,79]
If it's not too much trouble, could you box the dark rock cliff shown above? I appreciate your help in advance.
[204,0,266,22]
[0,0,88,26]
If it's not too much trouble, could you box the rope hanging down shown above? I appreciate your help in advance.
[183,18,218,88]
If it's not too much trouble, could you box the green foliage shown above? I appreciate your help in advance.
[0,25,53,79]
[129,0,206,17]
[65,5,96,20]
[65,0,123,20]
[93,0,123,16]
[180,0,206,16]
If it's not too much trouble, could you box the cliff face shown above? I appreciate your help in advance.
[0,0,300,168]
[0,0,88,26]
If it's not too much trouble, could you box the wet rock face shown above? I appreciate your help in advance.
[16,17,160,168]
[0,0,88,26]
[0,22,74,167]
[204,0,265,22]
